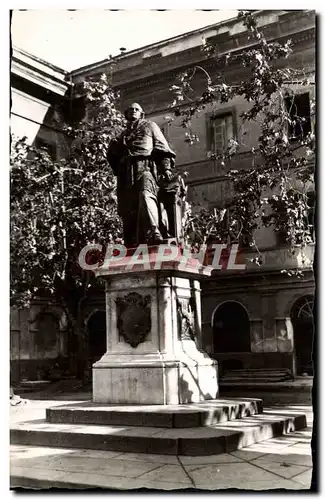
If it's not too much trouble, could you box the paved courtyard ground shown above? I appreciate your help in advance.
[10,396,314,491]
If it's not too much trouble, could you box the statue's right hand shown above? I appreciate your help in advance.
[163,170,173,181]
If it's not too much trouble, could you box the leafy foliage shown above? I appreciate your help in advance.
[10,75,124,316]
[182,204,227,250]
[170,10,315,263]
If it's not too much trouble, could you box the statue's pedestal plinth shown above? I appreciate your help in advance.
[93,255,218,404]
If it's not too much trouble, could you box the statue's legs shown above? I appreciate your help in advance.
[138,190,163,242]
[137,170,164,243]
[120,165,167,245]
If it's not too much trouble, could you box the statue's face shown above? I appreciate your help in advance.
[125,103,143,122]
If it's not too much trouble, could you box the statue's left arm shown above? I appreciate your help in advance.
[106,138,121,176]
[150,122,176,176]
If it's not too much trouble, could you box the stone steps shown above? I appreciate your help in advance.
[221,369,293,383]
[46,398,263,428]
[222,369,292,373]
[220,369,293,387]
[11,405,306,457]
[220,380,293,387]
[221,376,292,382]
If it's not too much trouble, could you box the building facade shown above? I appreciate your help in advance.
[10,10,315,383]
[10,48,71,382]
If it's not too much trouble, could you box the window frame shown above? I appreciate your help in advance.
[284,91,312,142]
[206,107,237,155]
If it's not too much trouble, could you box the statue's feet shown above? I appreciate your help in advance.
[148,230,164,245]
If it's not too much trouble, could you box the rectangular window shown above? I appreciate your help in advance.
[284,92,311,140]
[208,113,234,153]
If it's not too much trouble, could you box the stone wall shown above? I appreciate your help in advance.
[10,304,69,384]
[201,270,315,375]
[10,11,316,381]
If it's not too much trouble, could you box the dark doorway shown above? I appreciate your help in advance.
[291,296,314,375]
[213,301,251,353]
[87,311,107,368]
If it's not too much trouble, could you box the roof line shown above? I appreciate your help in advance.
[12,45,68,75]
[68,10,250,76]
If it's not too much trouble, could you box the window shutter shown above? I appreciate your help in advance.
[206,115,214,152]
[207,113,234,153]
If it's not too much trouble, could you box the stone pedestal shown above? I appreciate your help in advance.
[93,257,218,404]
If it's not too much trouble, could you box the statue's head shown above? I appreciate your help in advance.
[124,103,144,121]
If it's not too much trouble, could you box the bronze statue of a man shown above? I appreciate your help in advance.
[107,103,177,246]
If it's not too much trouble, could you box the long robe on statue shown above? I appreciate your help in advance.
[107,119,176,246]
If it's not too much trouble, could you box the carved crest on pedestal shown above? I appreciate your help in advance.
[116,292,151,348]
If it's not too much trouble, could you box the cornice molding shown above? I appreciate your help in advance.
[68,12,244,77]
[202,272,314,290]
[186,175,230,187]
[69,10,313,81]
[174,150,314,187]
[176,149,253,170]
[12,47,67,76]
[112,27,315,93]
[11,49,69,96]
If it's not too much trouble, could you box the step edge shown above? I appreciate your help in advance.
[10,414,306,441]
[10,414,307,456]
[46,401,263,428]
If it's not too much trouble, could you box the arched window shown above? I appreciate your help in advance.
[213,301,251,353]
[291,295,314,375]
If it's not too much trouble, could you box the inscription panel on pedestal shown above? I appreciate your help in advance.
[116,292,151,348]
